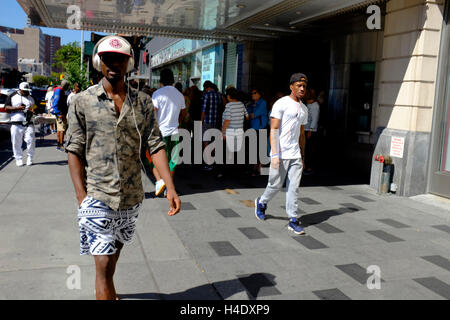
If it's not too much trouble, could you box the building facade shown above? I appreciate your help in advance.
[3,26,61,76]
[19,0,450,200]
[0,33,18,69]
[147,37,244,92]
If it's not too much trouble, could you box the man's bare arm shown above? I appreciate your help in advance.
[151,148,181,216]
[68,152,87,206]
[299,125,306,160]
[270,117,281,169]
[178,108,187,124]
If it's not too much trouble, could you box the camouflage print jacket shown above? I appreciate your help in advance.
[65,81,165,210]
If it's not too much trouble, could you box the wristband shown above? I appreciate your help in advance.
[271,154,279,158]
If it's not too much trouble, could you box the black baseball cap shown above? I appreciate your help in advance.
[290,73,308,84]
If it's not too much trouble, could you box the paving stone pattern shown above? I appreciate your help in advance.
[0,140,449,300]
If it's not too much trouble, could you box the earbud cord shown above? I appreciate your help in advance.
[127,78,147,217]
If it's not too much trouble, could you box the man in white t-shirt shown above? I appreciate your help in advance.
[5,82,37,166]
[151,68,186,196]
[254,73,309,235]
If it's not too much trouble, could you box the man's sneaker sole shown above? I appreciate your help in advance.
[288,225,306,235]
[254,198,265,221]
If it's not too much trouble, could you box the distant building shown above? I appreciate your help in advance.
[44,34,61,73]
[1,25,61,75]
[0,32,18,70]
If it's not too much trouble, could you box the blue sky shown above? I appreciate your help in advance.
[0,0,105,45]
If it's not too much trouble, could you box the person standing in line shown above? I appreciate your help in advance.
[254,73,309,235]
[304,88,320,175]
[5,82,37,166]
[51,80,70,151]
[220,87,249,177]
[181,87,193,134]
[151,69,186,196]
[247,88,268,176]
[44,86,55,134]
[65,35,181,300]
[201,80,223,171]
[67,82,81,109]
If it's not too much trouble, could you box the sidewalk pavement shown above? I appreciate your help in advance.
[0,134,449,300]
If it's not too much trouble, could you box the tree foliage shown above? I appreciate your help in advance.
[53,42,81,70]
[32,75,48,88]
[53,42,89,90]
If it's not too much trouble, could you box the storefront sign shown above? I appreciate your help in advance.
[151,40,193,67]
[390,136,405,158]
[201,47,215,86]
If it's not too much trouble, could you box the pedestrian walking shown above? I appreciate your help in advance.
[65,35,181,300]
[50,80,69,151]
[201,80,223,171]
[254,73,309,235]
[150,69,186,196]
[5,82,37,166]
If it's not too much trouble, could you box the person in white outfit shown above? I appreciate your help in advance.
[151,68,186,196]
[44,86,55,134]
[254,73,309,235]
[5,82,36,166]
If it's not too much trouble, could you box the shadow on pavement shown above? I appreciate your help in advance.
[117,273,277,300]
[299,207,361,227]
[34,160,68,166]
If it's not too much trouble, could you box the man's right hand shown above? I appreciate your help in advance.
[166,188,181,216]
[271,157,280,169]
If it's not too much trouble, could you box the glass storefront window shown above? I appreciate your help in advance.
[440,70,450,173]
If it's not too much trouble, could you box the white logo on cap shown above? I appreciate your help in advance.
[109,39,122,49]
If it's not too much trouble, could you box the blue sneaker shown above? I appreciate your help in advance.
[255,197,267,221]
[288,218,305,235]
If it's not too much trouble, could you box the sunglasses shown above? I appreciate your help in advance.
[100,53,129,65]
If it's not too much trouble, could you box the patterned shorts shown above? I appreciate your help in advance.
[78,196,141,256]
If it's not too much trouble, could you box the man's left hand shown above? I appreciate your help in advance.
[166,188,181,216]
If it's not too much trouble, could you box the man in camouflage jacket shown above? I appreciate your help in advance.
[65,35,181,300]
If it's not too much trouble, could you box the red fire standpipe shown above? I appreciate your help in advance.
[374,154,393,194]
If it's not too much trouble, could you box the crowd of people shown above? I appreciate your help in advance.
[140,70,322,181]
[4,79,82,166]
[5,35,324,300]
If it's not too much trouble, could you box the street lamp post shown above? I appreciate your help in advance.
[80,30,84,72]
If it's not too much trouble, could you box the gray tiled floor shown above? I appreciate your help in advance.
[0,141,449,300]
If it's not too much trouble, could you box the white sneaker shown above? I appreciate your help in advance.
[155,179,166,196]
[26,158,33,166]
[16,159,24,167]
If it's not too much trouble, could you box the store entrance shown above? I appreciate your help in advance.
[428,1,450,198]
[269,44,376,186]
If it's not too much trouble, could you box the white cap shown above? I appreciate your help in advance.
[19,82,32,91]
[97,36,132,57]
